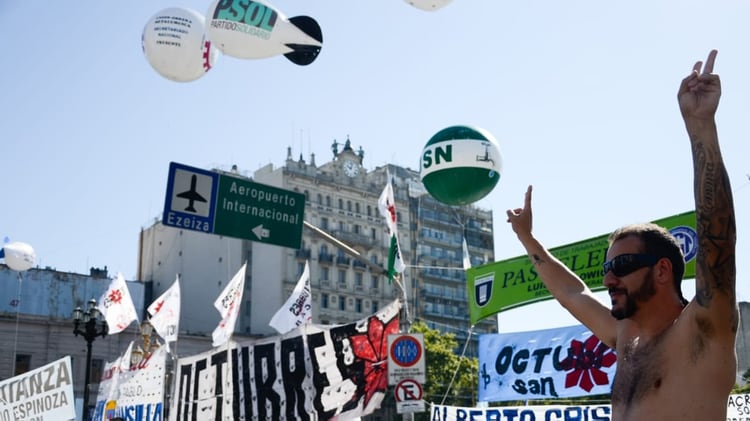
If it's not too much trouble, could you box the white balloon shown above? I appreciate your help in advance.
[205,0,323,65]
[2,242,36,272]
[404,0,453,11]
[142,7,219,82]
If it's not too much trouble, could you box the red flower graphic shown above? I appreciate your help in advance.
[561,334,616,392]
[108,289,123,304]
[349,314,399,407]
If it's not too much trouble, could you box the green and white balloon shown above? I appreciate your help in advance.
[420,125,502,206]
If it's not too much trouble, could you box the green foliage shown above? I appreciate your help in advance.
[410,321,478,420]
[732,368,750,393]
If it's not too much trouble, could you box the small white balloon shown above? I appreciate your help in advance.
[404,0,453,11]
[2,242,36,272]
[142,7,219,82]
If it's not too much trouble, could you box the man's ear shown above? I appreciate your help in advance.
[655,257,674,285]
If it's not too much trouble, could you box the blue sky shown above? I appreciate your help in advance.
[2,1,749,332]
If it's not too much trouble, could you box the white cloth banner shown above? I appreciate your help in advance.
[92,346,167,420]
[432,393,750,421]
[148,275,181,343]
[478,325,617,402]
[0,356,75,421]
[269,260,313,334]
[212,262,247,347]
[430,403,612,421]
[98,272,139,334]
[171,300,401,421]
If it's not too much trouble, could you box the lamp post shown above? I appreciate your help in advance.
[73,298,108,421]
[130,319,160,366]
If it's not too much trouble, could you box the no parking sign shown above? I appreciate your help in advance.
[388,333,426,385]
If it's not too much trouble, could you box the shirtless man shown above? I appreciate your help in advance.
[506,49,737,419]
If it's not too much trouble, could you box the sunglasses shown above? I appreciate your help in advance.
[602,254,661,277]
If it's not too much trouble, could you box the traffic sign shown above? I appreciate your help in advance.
[163,162,305,249]
[395,378,425,414]
[388,333,426,385]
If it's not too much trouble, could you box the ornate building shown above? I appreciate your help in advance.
[139,137,497,354]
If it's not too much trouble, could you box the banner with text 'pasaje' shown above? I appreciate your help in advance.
[468,211,697,324]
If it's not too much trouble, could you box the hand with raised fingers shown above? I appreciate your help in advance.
[506,185,534,241]
[678,49,721,121]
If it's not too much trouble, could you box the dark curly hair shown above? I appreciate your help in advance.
[609,223,688,305]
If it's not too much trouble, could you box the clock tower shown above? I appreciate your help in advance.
[332,135,364,178]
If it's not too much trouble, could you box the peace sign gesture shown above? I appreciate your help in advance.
[678,49,721,120]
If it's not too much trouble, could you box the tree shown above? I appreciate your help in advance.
[410,321,478,420]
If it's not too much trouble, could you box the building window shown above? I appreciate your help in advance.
[321,217,329,231]
[338,199,343,209]
[338,221,345,231]
[372,301,379,313]
[347,200,352,212]
[355,299,363,313]
[91,358,104,383]
[339,297,346,311]
[353,224,361,235]
[355,272,363,288]
[14,354,31,376]
[355,203,360,214]
[338,269,346,286]
[321,267,329,281]
[322,293,329,308]
[317,193,323,204]
[371,276,379,289]
[326,195,331,207]
[297,262,305,277]
[371,228,376,240]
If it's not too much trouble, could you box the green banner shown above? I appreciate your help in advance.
[467,211,697,324]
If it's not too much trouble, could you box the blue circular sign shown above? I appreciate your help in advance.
[390,335,422,367]
[670,225,698,262]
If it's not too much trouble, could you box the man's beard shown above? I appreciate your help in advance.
[610,269,656,320]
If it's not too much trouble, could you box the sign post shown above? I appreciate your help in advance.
[162,162,305,248]
[388,333,426,414]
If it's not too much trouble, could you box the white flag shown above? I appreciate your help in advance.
[118,341,134,371]
[212,263,247,347]
[147,276,181,343]
[99,272,139,334]
[378,179,406,281]
[462,237,472,270]
[378,179,398,235]
[269,260,313,334]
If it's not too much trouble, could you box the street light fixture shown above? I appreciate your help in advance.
[73,298,108,421]
[130,319,160,366]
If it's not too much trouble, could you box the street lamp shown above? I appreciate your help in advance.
[73,298,108,421]
[130,319,160,366]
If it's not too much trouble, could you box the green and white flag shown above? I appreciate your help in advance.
[378,179,405,282]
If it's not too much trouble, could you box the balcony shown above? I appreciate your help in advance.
[331,230,376,248]
[352,260,368,271]
[336,256,351,267]
[319,253,334,265]
[295,249,311,260]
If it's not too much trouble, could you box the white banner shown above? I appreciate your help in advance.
[430,403,611,421]
[0,356,76,421]
[92,346,167,420]
[432,393,750,421]
[478,325,617,402]
[170,300,401,420]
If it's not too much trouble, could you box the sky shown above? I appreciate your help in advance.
[2,1,749,334]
